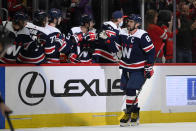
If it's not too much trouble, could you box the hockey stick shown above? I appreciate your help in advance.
[5,112,14,131]
[132,42,165,106]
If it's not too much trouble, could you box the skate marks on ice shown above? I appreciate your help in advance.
[1,122,196,131]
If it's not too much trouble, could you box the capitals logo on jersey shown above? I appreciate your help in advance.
[122,37,135,59]
[119,29,155,71]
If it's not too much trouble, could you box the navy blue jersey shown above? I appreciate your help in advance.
[18,23,51,64]
[45,25,71,63]
[0,22,32,64]
[67,27,96,63]
[119,29,155,72]
[92,21,121,63]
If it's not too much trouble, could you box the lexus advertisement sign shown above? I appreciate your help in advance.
[5,66,124,115]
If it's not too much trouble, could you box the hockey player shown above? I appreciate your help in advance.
[118,14,155,126]
[67,14,96,63]
[0,12,32,64]
[92,10,123,63]
[19,10,50,64]
[45,8,71,63]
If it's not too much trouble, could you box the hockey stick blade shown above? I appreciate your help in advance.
[5,112,14,131]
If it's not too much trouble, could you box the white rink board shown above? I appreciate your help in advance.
[5,66,124,115]
[5,65,196,116]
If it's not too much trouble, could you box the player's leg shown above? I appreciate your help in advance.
[127,71,145,126]
[130,104,140,126]
[124,89,139,126]
[120,70,131,127]
[120,89,137,127]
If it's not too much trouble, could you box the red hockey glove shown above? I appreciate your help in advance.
[85,32,96,41]
[69,53,78,63]
[73,33,83,43]
[144,64,154,79]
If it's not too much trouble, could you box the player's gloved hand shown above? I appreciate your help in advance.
[144,64,154,79]
[99,31,108,40]
[85,32,96,41]
[72,33,83,43]
[0,102,12,117]
[69,53,79,63]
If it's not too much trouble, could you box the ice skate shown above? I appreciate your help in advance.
[120,109,131,127]
[130,107,140,126]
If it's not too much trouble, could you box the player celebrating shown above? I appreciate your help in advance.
[0,12,32,64]
[67,14,96,63]
[118,14,155,126]
[45,8,71,63]
[92,10,123,63]
[20,10,50,64]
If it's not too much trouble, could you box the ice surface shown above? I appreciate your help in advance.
[1,122,196,131]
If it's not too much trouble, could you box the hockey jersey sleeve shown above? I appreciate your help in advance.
[57,34,72,54]
[140,33,155,64]
[47,33,70,54]
[66,30,83,45]
[98,24,120,53]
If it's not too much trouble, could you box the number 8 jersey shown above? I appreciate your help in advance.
[119,29,155,72]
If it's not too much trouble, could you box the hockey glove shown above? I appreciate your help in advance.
[72,33,83,43]
[85,32,96,41]
[99,31,108,40]
[69,53,79,63]
[144,64,154,79]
